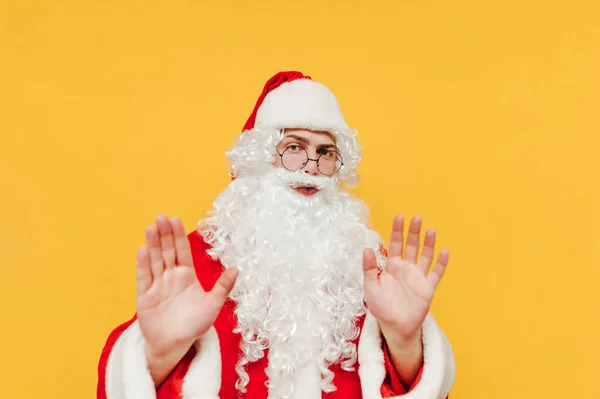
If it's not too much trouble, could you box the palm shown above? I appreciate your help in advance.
[138,266,211,354]
[363,215,449,340]
[136,215,238,356]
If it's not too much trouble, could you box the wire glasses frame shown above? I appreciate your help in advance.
[276,146,344,176]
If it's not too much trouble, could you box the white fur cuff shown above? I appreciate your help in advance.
[105,320,157,399]
[181,327,222,399]
[358,312,456,399]
[104,321,223,399]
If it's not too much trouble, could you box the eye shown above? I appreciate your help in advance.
[318,149,336,159]
[287,145,303,152]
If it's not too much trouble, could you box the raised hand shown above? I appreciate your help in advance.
[136,215,238,384]
[363,215,449,342]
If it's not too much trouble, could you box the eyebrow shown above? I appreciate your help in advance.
[282,134,337,149]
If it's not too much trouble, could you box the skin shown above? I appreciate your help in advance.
[138,129,449,388]
[363,215,449,386]
[273,128,338,196]
[137,216,239,386]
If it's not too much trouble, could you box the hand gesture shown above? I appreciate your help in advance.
[363,215,449,341]
[136,215,238,358]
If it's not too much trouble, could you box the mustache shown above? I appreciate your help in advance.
[270,167,337,190]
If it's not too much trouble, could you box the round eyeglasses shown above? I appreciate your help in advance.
[276,145,344,176]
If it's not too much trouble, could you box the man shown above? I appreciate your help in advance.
[98,71,455,399]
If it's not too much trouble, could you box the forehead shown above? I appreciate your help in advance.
[281,128,336,145]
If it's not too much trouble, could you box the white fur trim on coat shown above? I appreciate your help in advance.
[255,78,350,134]
[106,314,454,399]
[104,320,223,399]
[105,320,156,399]
[358,312,455,399]
[181,327,222,399]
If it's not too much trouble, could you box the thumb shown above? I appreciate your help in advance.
[207,266,239,309]
[362,248,380,280]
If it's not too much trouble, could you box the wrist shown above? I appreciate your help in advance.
[146,339,194,364]
[379,323,424,387]
[379,322,422,352]
[145,340,195,387]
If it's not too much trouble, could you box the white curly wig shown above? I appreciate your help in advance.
[227,126,362,187]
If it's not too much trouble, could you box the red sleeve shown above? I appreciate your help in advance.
[155,348,196,398]
[380,339,449,398]
[96,315,138,399]
[97,314,197,399]
[380,337,424,397]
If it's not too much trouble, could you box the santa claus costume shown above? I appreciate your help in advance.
[97,71,455,399]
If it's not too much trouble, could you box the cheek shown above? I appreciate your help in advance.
[273,152,283,168]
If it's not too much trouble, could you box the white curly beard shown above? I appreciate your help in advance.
[199,166,382,398]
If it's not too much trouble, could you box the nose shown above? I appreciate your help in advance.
[302,158,320,176]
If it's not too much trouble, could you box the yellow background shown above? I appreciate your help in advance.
[1,0,599,397]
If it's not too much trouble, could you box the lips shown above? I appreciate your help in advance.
[292,184,319,196]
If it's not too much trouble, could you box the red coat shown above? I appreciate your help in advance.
[97,231,454,399]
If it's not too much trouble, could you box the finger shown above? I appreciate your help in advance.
[156,214,176,269]
[416,228,436,274]
[362,248,380,281]
[145,225,165,279]
[404,215,422,263]
[428,249,450,290]
[136,246,152,294]
[171,216,193,267]
[388,215,404,258]
[208,267,239,308]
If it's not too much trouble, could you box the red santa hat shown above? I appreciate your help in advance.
[242,71,351,134]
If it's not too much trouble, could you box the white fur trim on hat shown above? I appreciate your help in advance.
[255,78,350,133]
[358,312,456,399]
